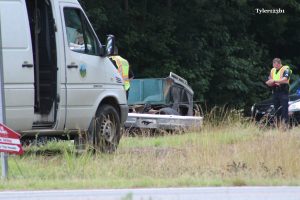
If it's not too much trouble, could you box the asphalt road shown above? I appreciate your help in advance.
[1,187,300,200]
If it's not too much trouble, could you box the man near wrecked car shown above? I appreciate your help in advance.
[265,58,291,126]
[110,47,134,99]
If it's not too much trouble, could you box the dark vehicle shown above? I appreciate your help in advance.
[251,78,300,125]
[125,72,203,130]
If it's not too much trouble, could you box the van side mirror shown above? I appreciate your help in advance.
[105,34,115,56]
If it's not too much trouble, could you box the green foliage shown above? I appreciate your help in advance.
[80,0,300,108]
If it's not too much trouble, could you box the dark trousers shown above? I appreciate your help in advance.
[273,91,289,124]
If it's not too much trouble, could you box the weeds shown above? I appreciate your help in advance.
[227,161,248,175]
[1,107,300,189]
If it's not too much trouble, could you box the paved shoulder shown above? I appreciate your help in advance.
[1,187,300,200]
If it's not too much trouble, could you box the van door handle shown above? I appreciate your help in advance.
[22,64,33,68]
[67,65,78,69]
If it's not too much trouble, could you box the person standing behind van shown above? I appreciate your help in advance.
[110,47,134,99]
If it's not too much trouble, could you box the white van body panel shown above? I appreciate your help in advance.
[0,0,34,130]
[58,1,125,129]
[0,0,128,136]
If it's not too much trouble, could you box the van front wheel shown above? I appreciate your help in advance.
[92,104,121,153]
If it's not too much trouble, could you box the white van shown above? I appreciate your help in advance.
[0,0,128,152]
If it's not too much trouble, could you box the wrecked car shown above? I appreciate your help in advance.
[124,72,203,131]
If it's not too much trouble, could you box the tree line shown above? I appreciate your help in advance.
[80,0,300,110]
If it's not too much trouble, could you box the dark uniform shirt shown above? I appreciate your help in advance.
[281,69,290,79]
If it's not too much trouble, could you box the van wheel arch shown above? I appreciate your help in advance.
[98,97,121,117]
[88,97,122,153]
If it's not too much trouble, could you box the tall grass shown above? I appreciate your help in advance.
[1,107,300,189]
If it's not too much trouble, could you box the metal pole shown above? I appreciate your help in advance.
[0,10,8,179]
[1,153,8,179]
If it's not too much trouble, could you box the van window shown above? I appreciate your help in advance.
[64,8,99,55]
[0,1,29,49]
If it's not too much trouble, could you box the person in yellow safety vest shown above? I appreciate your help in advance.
[265,58,292,126]
[109,47,134,99]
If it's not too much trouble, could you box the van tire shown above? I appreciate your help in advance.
[90,104,121,153]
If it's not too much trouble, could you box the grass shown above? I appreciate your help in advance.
[1,112,300,189]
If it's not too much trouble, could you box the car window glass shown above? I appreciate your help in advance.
[64,8,99,55]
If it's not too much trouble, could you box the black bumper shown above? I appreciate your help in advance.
[119,104,129,124]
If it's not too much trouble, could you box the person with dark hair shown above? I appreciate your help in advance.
[265,58,292,127]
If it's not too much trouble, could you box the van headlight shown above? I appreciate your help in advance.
[289,101,300,112]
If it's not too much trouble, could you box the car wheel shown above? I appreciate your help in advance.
[90,104,121,153]
[257,113,277,129]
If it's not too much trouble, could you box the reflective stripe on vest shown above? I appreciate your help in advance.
[271,65,290,84]
[110,55,130,90]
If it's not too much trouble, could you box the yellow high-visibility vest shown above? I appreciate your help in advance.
[270,65,291,84]
[110,55,130,91]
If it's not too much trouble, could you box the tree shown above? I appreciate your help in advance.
[80,0,300,109]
